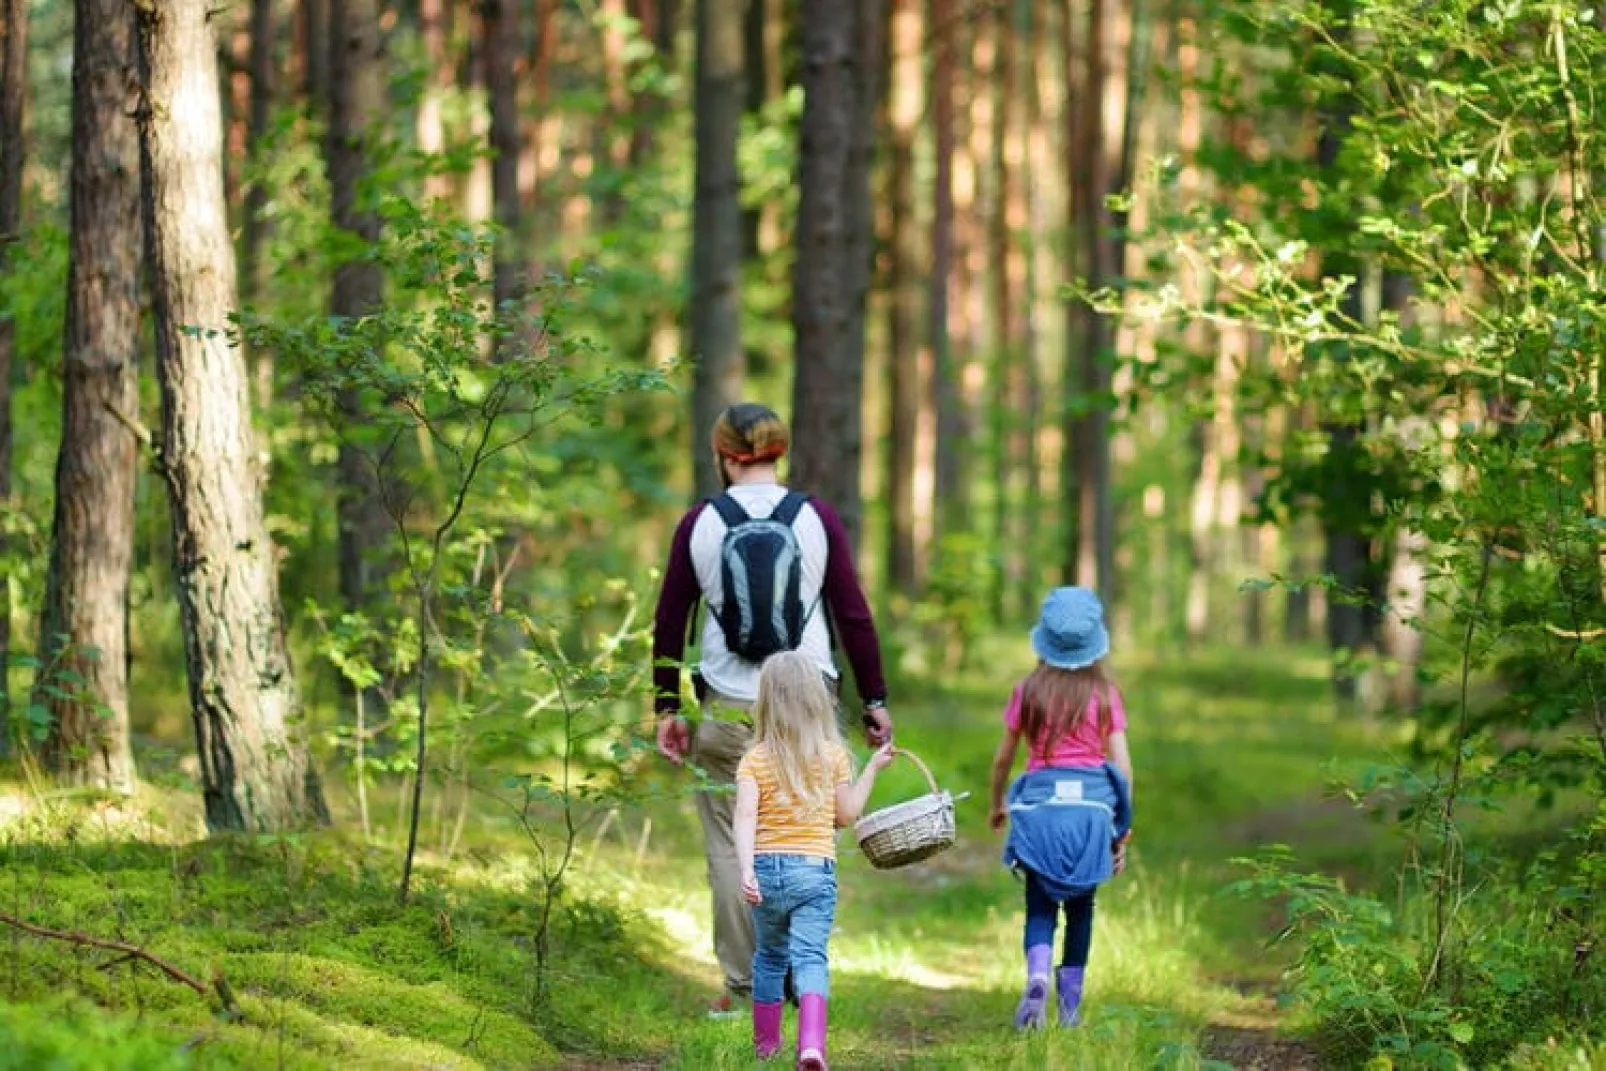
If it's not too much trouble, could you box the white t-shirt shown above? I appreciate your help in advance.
[690,483,836,703]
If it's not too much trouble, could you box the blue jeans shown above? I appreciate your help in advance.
[750,854,838,1003]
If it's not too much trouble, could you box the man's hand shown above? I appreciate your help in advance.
[862,705,893,747]
[656,714,691,765]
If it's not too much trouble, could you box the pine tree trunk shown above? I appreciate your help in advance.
[483,0,522,332]
[242,0,274,409]
[790,0,882,548]
[1380,271,1423,709]
[928,0,960,535]
[137,0,327,832]
[0,0,27,752]
[885,0,921,595]
[690,0,746,498]
[37,0,142,793]
[417,0,453,204]
[986,1,1014,621]
[327,0,388,612]
[740,0,765,259]
[300,0,329,113]
[1066,0,1122,598]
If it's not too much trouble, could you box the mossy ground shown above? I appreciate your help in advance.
[3,643,1594,1069]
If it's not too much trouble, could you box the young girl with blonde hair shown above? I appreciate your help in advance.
[735,650,894,1068]
[989,587,1134,1030]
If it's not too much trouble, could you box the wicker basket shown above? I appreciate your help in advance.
[854,750,958,871]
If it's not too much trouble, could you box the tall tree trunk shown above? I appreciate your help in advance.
[242,0,274,410]
[0,0,26,752]
[483,0,522,333]
[136,0,327,832]
[37,0,142,793]
[1317,75,1368,701]
[300,0,329,113]
[987,0,1014,621]
[791,0,882,547]
[1067,0,1126,600]
[327,0,388,612]
[740,0,765,259]
[1379,270,1423,709]
[885,0,921,595]
[1019,0,1047,616]
[928,0,961,535]
[690,0,746,498]
[417,0,453,204]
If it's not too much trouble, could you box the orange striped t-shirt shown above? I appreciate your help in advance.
[737,741,854,859]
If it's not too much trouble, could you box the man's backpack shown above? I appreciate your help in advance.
[707,491,815,662]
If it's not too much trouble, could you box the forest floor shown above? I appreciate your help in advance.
[0,644,1403,1069]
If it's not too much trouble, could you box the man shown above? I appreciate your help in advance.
[652,402,894,1018]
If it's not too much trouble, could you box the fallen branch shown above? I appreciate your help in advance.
[0,910,207,996]
[1545,623,1606,641]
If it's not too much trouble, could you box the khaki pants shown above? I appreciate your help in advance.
[692,700,756,998]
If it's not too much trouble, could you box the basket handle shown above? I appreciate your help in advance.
[890,748,940,795]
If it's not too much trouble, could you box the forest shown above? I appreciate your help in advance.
[0,0,1603,1066]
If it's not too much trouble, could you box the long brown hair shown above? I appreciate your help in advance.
[711,403,790,467]
[1017,660,1112,761]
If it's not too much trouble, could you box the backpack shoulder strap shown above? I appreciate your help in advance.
[708,493,750,528]
[770,491,810,527]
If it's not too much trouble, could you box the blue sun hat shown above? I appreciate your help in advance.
[1030,587,1110,670]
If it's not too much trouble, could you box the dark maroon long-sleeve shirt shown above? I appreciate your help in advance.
[651,493,887,715]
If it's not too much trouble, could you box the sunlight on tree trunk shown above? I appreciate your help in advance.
[137,0,327,832]
[886,0,923,595]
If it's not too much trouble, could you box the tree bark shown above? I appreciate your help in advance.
[482,0,522,334]
[242,0,274,409]
[37,0,142,793]
[136,0,326,832]
[987,0,1014,620]
[928,0,961,535]
[790,0,882,547]
[1067,0,1125,601]
[0,0,26,751]
[690,0,747,498]
[886,0,922,594]
[417,0,453,204]
[740,0,765,259]
[299,0,329,113]
[327,0,388,612]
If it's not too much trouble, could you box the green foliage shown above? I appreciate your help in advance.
[0,1000,191,1071]
[1113,0,1606,1061]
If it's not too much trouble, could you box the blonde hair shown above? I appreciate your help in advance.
[750,650,841,807]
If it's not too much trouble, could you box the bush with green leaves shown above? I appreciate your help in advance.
[1109,0,1606,1061]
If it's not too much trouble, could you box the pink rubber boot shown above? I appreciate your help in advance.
[796,993,828,1070]
[753,1001,784,1059]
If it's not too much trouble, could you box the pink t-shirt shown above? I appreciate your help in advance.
[1003,683,1127,771]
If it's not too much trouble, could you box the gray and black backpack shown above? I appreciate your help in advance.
[707,491,815,662]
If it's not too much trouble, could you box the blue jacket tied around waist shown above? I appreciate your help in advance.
[1002,763,1133,901]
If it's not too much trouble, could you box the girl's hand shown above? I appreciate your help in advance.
[989,806,1008,832]
[1112,831,1131,875]
[868,742,896,772]
[741,870,762,905]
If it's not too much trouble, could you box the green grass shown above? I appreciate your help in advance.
[0,644,1412,1068]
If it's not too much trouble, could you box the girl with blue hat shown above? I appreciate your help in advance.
[987,586,1134,1030]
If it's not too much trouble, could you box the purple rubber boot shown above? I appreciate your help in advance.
[1056,966,1085,1026]
[1013,944,1053,1031]
[753,1001,784,1059]
[796,993,828,1070]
